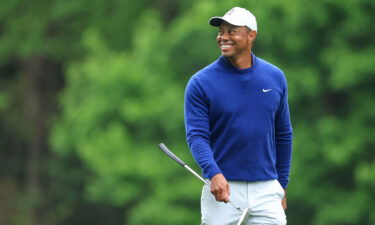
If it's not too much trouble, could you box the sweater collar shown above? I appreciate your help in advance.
[218,53,257,74]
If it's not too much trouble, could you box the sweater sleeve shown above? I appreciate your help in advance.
[184,77,222,179]
[275,74,293,188]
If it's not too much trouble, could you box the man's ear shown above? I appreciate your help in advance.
[250,31,257,40]
[248,30,256,43]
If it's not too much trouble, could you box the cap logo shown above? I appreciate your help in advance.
[225,8,236,16]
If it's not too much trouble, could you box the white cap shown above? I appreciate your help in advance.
[209,7,257,31]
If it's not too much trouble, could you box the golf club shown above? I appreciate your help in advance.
[157,143,249,224]
[236,207,249,225]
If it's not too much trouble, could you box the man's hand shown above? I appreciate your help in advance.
[210,174,230,203]
[282,189,287,211]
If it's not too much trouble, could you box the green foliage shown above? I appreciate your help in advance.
[52,0,375,223]
[0,0,374,224]
[51,9,200,224]
[0,92,9,110]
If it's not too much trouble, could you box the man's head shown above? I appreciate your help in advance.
[209,7,257,59]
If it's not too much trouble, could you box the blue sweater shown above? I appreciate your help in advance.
[184,54,293,188]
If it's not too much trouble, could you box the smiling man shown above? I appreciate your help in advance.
[184,7,293,225]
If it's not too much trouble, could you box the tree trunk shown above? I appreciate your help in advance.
[23,56,63,225]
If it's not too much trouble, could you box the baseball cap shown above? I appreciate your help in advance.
[209,7,257,31]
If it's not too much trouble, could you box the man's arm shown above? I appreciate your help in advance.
[184,77,221,179]
[185,77,230,202]
[275,74,293,188]
[275,74,293,210]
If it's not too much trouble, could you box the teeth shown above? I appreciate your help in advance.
[221,45,232,49]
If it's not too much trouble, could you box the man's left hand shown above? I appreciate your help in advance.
[282,189,287,211]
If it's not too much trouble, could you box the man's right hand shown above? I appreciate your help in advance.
[210,173,230,203]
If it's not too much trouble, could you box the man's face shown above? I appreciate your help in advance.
[216,22,256,58]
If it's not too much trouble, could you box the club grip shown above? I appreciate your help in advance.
[158,143,186,167]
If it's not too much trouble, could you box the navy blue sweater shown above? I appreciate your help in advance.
[184,54,293,188]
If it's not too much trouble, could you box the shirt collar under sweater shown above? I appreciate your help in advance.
[218,52,258,74]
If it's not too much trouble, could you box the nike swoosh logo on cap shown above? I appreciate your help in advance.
[262,89,272,92]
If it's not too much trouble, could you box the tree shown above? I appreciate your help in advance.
[1,0,374,224]
[0,0,197,223]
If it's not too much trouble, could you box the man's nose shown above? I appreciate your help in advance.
[220,32,230,41]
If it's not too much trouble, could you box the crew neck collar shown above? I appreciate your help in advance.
[218,53,257,74]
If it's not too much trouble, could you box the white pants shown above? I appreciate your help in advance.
[201,180,286,225]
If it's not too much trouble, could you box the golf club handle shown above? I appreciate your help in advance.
[158,143,186,167]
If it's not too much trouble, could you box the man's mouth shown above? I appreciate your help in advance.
[220,44,234,50]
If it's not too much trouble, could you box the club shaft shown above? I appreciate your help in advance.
[184,165,210,186]
[236,207,249,225]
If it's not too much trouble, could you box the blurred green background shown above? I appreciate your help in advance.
[0,0,374,224]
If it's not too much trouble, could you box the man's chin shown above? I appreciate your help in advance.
[221,51,233,57]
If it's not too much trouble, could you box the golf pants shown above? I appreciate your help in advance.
[201,179,286,225]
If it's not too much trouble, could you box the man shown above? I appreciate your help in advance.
[184,7,293,225]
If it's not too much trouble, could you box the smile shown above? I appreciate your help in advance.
[221,44,233,49]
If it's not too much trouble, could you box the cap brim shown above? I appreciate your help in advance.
[209,17,225,27]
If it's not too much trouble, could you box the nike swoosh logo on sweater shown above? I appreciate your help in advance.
[262,89,272,92]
